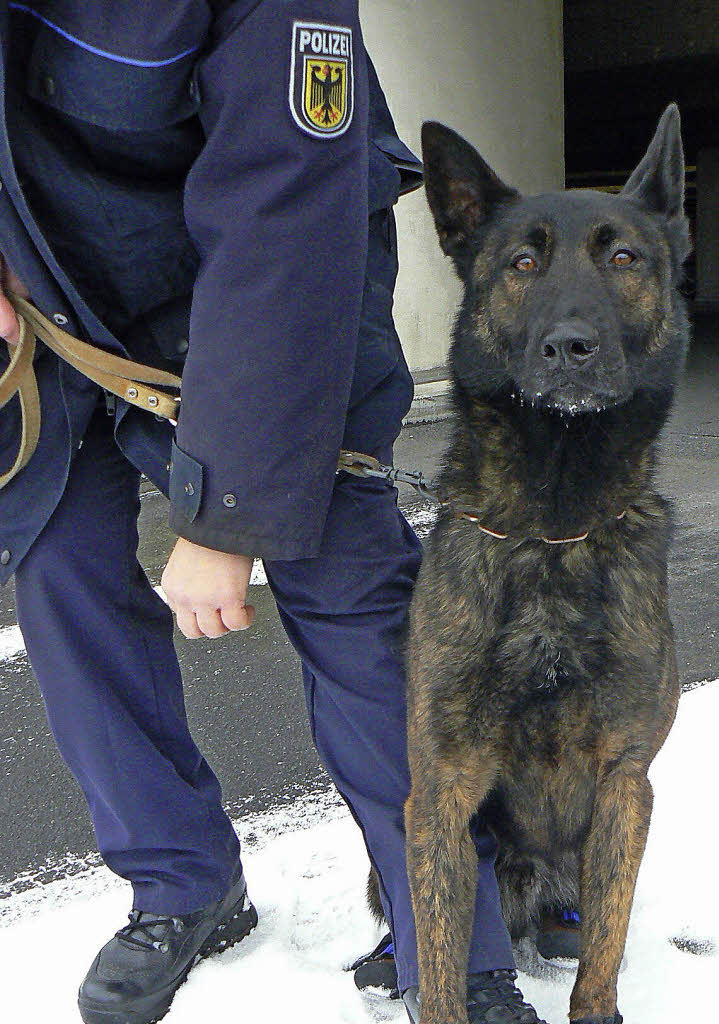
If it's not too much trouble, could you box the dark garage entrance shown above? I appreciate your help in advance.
[564,0,719,309]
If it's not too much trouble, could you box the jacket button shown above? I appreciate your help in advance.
[53,312,68,326]
[176,338,188,354]
[222,493,237,508]
[184,482,195,496]
[1,550,11,566]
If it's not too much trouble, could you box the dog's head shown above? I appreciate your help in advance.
[422,105,690,414]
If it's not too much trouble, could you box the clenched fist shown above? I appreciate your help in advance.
[161,537,256,639]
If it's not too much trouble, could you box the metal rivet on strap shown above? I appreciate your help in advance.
[53,312,68,325]
[184,482,195,496]
[147,395,158,407]
[127,387,138,399]
[222,493,237,508]
[0,549,10,566]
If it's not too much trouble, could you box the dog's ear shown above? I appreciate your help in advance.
[421,122,518,268]
[621,104,685,220]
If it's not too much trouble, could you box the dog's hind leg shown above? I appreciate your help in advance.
[569,760,653,1023]
[405,750,498,1024]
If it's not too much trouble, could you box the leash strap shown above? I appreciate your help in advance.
[336,451,627,545]
[0,299,388,496]
[336,449,440,503]
[0,314,40,489]
[0,293,182,489]
[10,294,182,417]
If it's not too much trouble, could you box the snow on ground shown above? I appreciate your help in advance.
[0,623,24,661]
[1,681,717,1024]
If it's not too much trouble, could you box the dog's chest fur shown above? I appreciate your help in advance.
[413,504,671,849]
[488,544,606,695]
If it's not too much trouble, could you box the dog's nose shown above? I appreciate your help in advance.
[540,321,600,369]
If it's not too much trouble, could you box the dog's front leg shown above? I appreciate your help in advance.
[570,761,653,1023]
[405,753,496,1024]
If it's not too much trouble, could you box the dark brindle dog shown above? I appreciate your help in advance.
[403,106,690,1024]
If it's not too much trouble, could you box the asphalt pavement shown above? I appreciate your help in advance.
[1,311,717,895]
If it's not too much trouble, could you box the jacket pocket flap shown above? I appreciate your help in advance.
[26,25,201,131]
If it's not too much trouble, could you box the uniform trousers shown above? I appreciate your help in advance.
[14,408,514,992]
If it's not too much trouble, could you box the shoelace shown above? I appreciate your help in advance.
[115,910,185,953]
[467,970,540,1022]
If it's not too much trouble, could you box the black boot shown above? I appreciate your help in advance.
[535,908,581,965]
[350,932,399,997]
[403,969,548,1024]
[78,875,257,1024]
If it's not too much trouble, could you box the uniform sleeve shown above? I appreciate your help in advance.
[168,0,369,559]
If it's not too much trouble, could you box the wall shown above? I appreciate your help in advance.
[361,0,565,376]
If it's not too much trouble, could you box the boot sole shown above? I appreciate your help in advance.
[78,899,258,1024]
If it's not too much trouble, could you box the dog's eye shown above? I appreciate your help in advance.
[611,249,636,267]
[512,255,536,272]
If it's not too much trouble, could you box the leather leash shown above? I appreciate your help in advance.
[0,295,626,545]
[1,293,181,489]
[0,299,407,498]
[0,311,40,489]
[337,450,628,545]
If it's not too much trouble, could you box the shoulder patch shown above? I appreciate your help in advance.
[289,21,354,139]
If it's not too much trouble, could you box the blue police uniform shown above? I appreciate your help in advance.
[0,0,514,994]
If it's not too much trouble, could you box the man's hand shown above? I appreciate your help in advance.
[0,256,30,345]
[161,537,256,639]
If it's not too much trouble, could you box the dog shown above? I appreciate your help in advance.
[401,105,690,1024]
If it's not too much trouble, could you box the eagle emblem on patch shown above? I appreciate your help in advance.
[290,22,354,138]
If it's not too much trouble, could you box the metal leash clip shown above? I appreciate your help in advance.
[336,450,381,477]
[337,450,442,505]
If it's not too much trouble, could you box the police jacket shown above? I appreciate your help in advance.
[0,0,422,583]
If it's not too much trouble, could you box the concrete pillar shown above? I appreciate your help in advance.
[696,148,719,309]
[361,0,565,377]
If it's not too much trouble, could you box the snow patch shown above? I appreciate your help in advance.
[1,683,717,1023]
[0,624,25,661]
[251,560,268,587]
[404,504,438,538]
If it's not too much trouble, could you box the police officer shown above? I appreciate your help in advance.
[0,3,546,1023]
